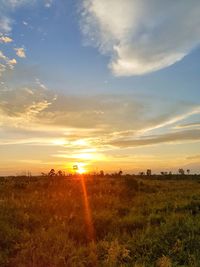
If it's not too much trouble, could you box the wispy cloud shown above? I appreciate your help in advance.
[0,86,200,173]
[140,106,200,134]
[0,16,12,33]
[175,122,200,129]
[44,0,53,8]
[0,50,17,75]
[109,129,200,148]
[81,0,200,76]
[186,155,200,160]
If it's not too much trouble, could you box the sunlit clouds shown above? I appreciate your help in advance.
[0,35,13,43]
[1,84,200,174]
[15,47,26,58]
[82,0,200,75]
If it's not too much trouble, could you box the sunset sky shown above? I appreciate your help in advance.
[1,0,200,175]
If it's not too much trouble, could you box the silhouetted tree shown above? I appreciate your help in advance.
[57,170,63,177]
[146,169,152,176]
[118,170,123,176]
[178,168,185,175]
[187,169,190,175]
[99,170,104,177]
[48,169,56,177]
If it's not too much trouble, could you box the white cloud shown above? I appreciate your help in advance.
[15,47,26,58]
[1,0,35,9]
[0,50,17,73]
[0,63,6,76]
[35,78,47,90]
[0,35,13,43]
[23,21,28,26]
[0,86,54,127]
[82,0,200,76]
[0,0,51,34]
[0,17,12,33]
[44,0,53,8]
[8,58,17,69]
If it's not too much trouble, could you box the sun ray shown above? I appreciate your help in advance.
[80,175,95,242]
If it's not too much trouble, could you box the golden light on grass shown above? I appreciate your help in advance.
[72,162,96,242]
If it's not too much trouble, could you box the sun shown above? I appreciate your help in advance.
[77,167,86,174]
[73,163,87,174]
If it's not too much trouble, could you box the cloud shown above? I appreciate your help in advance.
[44,0,53,8]
[0,17,12,33]
[35,78,47,90]
[141,105,200,133]
[0,35,13,43]
[81,0,200,76]
[109,129,200,148]
[1,85,200,174]
[1,0,31,8]
[15,47,26,58]
[186,155,200,160]
[1,84,200,158]
[175,122,200,129]
[0,0,52,34]
[37,94,144,129]
[0,50,17,74]
[0,63,6,76]
[0,86,55,129]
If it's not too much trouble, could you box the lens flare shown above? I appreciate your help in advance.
[80,175,95,242]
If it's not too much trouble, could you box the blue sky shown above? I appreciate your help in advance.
[0,0,200,175]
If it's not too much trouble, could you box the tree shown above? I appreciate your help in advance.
[57,170,63,177]
[146,169,152,176]
[48,169,56,177]
[178,168,185,175]
[161,171,168,175]
[118,170,123,176]
[187,169,190,175]
[139,172,144,176]
[99,170,104,177]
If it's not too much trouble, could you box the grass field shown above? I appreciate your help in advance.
[1,174,200,266]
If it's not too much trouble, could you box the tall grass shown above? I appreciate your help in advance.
[0,175,200,266]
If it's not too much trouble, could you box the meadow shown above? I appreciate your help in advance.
[1,174,200,267]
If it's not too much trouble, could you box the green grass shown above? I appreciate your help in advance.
[1,175,200,266]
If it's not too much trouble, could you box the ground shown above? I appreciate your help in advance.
[1,174,200,266]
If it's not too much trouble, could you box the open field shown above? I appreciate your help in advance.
[1,175,200,267]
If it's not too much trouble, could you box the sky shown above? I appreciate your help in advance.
[0,0,200,175]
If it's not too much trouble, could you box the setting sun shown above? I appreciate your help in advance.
[73,163,87,174]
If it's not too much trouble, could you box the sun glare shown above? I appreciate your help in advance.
[52,139,67,146]
[73,153,93,160]
[77,167,86,174]
[73,162,87,174]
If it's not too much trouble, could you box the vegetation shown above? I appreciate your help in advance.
[1,173,200,266]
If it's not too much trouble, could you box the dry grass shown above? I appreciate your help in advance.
[0,175,200,266]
